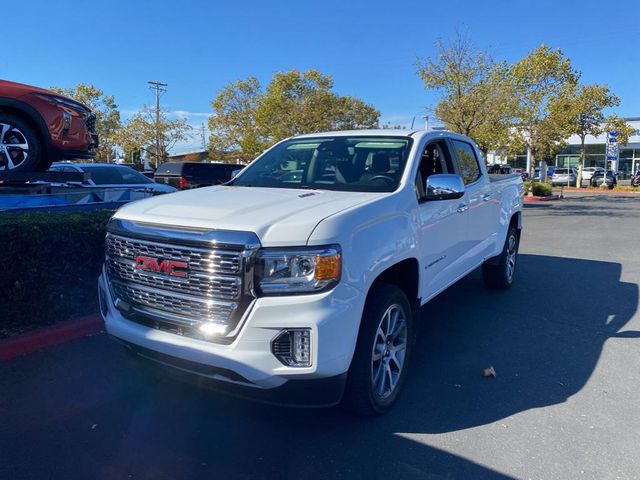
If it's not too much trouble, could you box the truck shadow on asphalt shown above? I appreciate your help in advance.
[89,254,638,479]
[401,253,640,434]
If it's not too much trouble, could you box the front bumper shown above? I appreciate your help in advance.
[98,270,364,406]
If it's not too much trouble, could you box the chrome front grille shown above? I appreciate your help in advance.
[112,282,236,323]
[107,253,241,300]
[104,222,260,342]
[106,235,241,275]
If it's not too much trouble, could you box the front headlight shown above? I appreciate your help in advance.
[255,245,341,295]
[31,93,90,113]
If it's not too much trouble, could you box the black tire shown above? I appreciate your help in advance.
[0,113,43,172]
[482,226,519,290]
[342,283,414,416]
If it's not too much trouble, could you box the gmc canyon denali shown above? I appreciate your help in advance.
[98,130,523,415]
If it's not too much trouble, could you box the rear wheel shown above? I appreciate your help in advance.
[0,114,43,172]
[342,283,414,416]
[482,226,519,290]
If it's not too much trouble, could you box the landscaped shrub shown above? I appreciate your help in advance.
[0,209,113,336]
[531,182,552,197]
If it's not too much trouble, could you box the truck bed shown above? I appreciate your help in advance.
[488,173,521,183]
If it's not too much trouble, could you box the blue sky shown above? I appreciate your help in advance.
[5,0,640,153]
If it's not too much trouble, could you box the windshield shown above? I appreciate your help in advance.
[231,136,413,192]
[83,166,153,185]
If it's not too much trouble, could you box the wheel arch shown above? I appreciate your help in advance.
[0,97,52,156]
[510,210,522,231]
[366,258,420,313]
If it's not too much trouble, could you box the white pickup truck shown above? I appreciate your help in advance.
[98,129,523,415]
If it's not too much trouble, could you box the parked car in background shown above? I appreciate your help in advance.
[0,79,98,172]
[49,163,177,194]
[590,170,617,189]
[511,168,527,180]
[551,168,577,187]
[582,167,604,182]
[154,162,239,190]
[487,164,512,174]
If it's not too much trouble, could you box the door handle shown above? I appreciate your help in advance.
[457,203,469,213]
[482,194,492,201]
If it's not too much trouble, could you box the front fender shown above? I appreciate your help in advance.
[306,190,420,369]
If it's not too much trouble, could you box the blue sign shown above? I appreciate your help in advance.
[606,131,620,162]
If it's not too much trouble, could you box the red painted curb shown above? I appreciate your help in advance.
[524,195,559,202]
[0,314,104,362]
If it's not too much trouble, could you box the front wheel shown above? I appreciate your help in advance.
[342,283,414,416]
[482,226,519,290]
[0,114,43,172]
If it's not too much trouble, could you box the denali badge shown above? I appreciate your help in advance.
[134,256,188,278]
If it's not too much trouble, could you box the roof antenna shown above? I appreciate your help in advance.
[410,116,415,129]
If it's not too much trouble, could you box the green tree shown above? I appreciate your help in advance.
[416,35,514,157]
[50,83,121,163]
[117,106,191,168]
[604,115,635,146]
[208,77,265,162]
[555,84,620,185]
[208,70,379,162]
[508,45,578,174]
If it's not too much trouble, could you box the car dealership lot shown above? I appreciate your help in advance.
[2,194,640,480]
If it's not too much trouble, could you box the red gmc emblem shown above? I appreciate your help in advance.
[134,256,188,278]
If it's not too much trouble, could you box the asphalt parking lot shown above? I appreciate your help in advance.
[2,193,639,480]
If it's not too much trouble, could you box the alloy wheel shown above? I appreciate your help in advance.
[371,303,408,399]
[0,123,30,170]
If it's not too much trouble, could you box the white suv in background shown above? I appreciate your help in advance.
[582,167,604,182]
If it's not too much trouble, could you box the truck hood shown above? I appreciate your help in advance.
[113,185,381,246]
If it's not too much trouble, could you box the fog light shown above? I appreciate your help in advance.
[199,322,228,337]
[271,329,312,367]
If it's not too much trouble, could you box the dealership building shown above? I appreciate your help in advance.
[505,117,640,179]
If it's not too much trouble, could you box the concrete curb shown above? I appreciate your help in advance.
[0,314,104,362]
[524,195,559,202]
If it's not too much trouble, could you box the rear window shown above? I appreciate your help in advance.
[190,163,233,178]
[82,166,152,185]
[156,163,184,175]
[554,169,569,174]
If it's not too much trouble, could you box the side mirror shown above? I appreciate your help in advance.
[232,168,243,177]
[425,174,465,201]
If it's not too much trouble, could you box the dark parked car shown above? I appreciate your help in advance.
[487,164,512,174]
[0,79,98,172]
[154,162,239,189]
[590,170,617,189]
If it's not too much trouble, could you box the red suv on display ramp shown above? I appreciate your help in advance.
[0,79,98,172]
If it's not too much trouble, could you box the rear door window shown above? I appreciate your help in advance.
[451,140,481,185]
